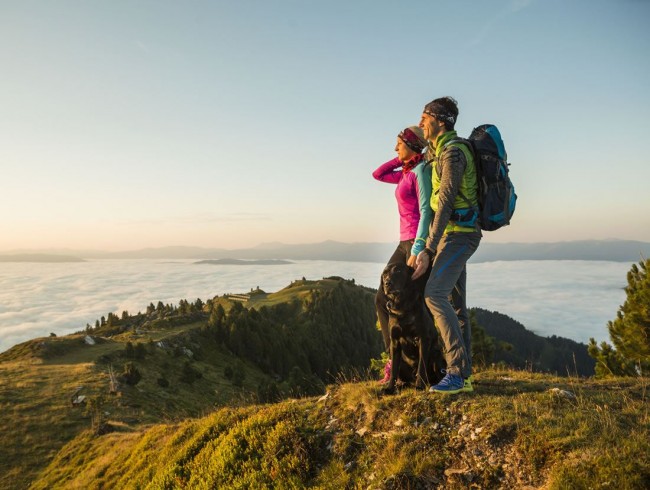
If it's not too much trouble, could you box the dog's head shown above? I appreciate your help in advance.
[381,262,416,303]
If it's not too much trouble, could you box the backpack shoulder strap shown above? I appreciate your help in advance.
[436,138,477,209]
[444,137,474,158]
[435,138,473,176]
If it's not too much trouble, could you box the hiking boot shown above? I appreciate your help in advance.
[379,360,392,384]
[462,377,474,393]
[429,372,465,394]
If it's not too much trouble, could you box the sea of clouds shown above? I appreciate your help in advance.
[0,259,630,353]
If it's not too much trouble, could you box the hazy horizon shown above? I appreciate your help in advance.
[1,236,649,255]
[0,258,628,353]
[1,1,649,251]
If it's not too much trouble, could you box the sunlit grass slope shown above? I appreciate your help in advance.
[32,370,649,489]
[0,276,378,489]
[0,334,267,490]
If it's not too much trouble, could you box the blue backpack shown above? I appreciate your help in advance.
[445,125,517,231]
[468,124,516,231]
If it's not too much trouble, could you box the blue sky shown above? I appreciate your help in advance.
[1,0,649,251]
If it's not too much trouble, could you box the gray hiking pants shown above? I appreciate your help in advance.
[452,265,472,375]
[424,231,481,379]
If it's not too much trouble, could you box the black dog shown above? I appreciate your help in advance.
[380,262,445,394]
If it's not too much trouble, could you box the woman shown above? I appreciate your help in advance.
[372,125,432,383]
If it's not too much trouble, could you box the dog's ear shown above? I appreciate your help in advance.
[383,263,403,281]
[385,262,401,273]
[381,264,394,279]
[381,266,392,283]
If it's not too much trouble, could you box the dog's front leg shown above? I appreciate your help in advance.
[416,302,442,388]
[416,333,434,390]
[382,324,402,395]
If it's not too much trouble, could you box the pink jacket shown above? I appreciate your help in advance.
[372,157,432,255]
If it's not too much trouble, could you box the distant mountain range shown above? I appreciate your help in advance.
[0,254,85,263]
[473,239,650,263]
[195,259,293,265]
[1,239,648,263]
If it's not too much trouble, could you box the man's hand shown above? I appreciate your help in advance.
[412,250,431,280]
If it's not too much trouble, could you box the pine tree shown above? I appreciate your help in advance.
[588,258,650,376]
[124,341,135,359]
[470,311,495,369]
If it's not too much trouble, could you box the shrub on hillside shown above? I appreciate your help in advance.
[119,362,142,386]
[134,343,147,360]
[231,362,246,387]
[124,342,135,359]
[257,380,282,403]
[179,361,202,384]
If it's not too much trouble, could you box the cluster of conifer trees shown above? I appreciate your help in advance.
[204,281,383,384]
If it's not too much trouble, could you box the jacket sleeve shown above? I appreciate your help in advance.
[425,146,466,254]
[411,162,433,257]
[372,157,402,184]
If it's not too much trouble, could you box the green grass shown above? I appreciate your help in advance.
[1,276,369,489]
[246,278,348,309]
[0,360,102,490]
[24,369,650,489]
[0,329,272,489]
[3,276,648,488]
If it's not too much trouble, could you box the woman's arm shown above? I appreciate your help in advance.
[411,161,433,257]
[372,157,402,184]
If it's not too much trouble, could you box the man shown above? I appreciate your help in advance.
[412,96,481,394]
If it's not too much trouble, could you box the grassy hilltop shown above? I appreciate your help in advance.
[0,277,380,489]
[25,372,650,489]
[0,277,648,489]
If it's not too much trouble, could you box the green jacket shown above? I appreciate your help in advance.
[427,131,479,248]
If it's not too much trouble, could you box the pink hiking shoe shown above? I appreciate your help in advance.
[379,360,392,384]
